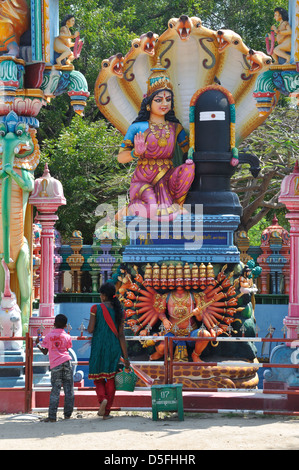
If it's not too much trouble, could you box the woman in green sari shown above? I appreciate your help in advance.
[87,282,130,419]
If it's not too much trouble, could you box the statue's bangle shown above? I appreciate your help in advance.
[159,313,167,321]
[131,149,140,159]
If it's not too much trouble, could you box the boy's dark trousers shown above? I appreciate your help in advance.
[49,361,74,420]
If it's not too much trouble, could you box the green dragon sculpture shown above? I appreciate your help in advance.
[0,111,40,333]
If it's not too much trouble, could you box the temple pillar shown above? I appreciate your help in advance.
[66,231,85,293]
[28,164,66,335]
[279,161,299,339]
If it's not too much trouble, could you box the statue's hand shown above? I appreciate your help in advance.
[134,132,147,156]
[230,157,239,167]
[163,318,172,331]
[240,286,251,294]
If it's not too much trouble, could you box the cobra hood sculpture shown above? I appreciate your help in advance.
[95,15,273,146]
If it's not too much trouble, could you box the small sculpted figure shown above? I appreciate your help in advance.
[54,14,82,66]
[239,265,258,305]
[0,259,22,350]
[270,7,292,64]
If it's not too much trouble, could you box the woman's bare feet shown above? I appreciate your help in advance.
[97,398,108,417]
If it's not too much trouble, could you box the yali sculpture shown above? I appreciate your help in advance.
[0,111,39,333]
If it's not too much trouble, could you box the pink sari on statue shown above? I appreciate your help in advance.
[127,121,195,219]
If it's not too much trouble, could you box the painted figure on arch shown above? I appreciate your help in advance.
[54,14,83,67]
[270,7,292,64]
[117,59,195,220]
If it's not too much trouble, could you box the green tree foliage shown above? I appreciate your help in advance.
[234,105,299,234]
[68,1,287,92]
[38,116,133,243]
[190,0,289,50]
[48,0,289,127]
[37,0,294,242]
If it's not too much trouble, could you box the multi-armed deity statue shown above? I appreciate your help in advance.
[95,6,299,388]
[0,1,298,394]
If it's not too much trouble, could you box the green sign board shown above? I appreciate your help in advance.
[151,384,184,421]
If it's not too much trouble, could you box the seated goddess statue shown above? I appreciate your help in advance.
[117,60,195,220]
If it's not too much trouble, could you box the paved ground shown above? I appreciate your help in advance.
[0,411,298,451]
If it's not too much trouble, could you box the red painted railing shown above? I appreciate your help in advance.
[1,333,299,414]
[0,333,33,413]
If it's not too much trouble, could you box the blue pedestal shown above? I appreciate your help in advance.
[123,214,240,264]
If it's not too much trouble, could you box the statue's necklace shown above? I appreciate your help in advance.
[171,291,190,318]
[149,121,170,147]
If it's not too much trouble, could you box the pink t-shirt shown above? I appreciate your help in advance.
[41,328,72,369]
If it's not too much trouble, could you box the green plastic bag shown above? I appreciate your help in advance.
[115,367,138,392]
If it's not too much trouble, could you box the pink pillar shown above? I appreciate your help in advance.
[28,165,66,336]
[279,161,299,339]
[38,214,58,317]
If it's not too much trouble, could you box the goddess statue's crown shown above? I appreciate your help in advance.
[146,58,173,97]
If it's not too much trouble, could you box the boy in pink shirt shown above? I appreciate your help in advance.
[36,314,74,422]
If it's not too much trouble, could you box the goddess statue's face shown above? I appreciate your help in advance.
[150,90,172,118]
